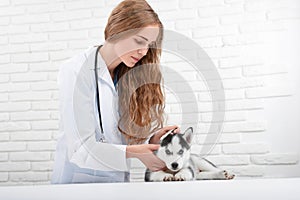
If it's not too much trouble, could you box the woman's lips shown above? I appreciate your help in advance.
[131,56,139,62]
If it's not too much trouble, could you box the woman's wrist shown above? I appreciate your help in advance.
[126,145,137,159]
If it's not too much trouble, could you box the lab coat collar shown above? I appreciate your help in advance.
[89,45,117,94]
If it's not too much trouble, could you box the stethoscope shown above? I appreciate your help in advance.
[94,45,105,142]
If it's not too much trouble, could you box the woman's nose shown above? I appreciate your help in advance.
[137,47,148,56]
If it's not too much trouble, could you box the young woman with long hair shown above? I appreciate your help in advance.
[51,0,180,184]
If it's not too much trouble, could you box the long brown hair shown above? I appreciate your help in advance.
[104,0,165,145]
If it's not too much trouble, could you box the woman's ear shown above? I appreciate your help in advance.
[183,127,193,144]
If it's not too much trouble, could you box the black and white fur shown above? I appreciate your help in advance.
[145,127,235,182]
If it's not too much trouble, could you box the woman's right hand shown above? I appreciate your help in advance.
[126,144,166,172]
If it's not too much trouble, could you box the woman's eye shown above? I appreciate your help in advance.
[134,39,145,45]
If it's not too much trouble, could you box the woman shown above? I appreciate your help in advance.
[51,0,180,184]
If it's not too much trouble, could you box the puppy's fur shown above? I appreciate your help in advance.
[145,127,235,182]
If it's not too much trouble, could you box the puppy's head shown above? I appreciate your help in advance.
[156,127,193,172]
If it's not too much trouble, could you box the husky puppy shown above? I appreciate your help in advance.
[145,127,235,182]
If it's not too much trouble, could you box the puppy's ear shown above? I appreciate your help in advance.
[183,127,193,144]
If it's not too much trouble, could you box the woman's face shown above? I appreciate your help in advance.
[114,25,160,67]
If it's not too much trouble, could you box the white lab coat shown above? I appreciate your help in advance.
[51,45,153,184]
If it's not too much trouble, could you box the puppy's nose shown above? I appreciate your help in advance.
[171,162,178,169]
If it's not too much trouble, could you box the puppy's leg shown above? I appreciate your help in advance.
[174,167,194,181]
[148,171,175,182]
[191,156,220,172]
[191,155,235,180]
[196,170,235,180]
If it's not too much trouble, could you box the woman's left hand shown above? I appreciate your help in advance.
[149,125,180,144]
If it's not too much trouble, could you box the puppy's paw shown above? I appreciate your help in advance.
[222,170,235,180]
[174,174,185,181]
[174,171,193,181]
[163,174,175,181]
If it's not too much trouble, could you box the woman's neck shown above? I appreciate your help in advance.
[99,42,122,78]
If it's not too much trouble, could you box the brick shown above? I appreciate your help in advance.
[29,62,59,73]
[10,111,51,121]
[224,99,264,111]
[0,36,8,44]
[0,132,9,141]
[129,158,144,169]
[241,77,265,88]
[225,165,265,177]
[175,17,219,30]
[28,141,56,151]
[0,7,25,16]
[9,91,51,102]
[10,152,51,161]
[0,173,8,182]
[0,54,9,64]
[222,143,269,154]
[70,18,106,30]
[240,121,266,132]
[239,21,286,33]
[0,153,8,161]
[0,102,31,112]
[206,155,250,165]
[222,33,264,46]
[31,161,54,171]
[31,120,59,130]
[0,122,30,132]
[0,74,9,83]
[10,172,48,182]
[0,93,8,102]
[49,30,88,41]
[251,153,299,165]
[225,89,245,100]
[267,8,300,20]
[0,0,9,6]
[6,43,30,54]
[193,133,240,144]
[193,24,239,38]
[9,34,48,44]
[51,10,92,22]
[191,144,221,156]
[220,11,266,25]
[0,63,28,74]
[243,64,286,77]
[222,121,266,133]
[12,52,48,63]
[31,22,69,33]
[26,4,64,14]
[30,81,58,91]
[195,37,223,48]
[0,162,30,171]
[0,113,9,122]
[196,0,224,8]
[11,0,49,5]
[10,131,52,141]
[222,79,243,89]
[219,68,242,79]
[198,4,243,17]
[201,111,246,122]
[30,42,67,52]
[246,85,291,99]
[31,101,59,111]
[11,14,50,24]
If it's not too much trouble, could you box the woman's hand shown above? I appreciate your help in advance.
[149,125,180,144]
[126,144,166,172]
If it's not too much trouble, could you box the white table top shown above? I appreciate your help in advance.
[0,178,299,200]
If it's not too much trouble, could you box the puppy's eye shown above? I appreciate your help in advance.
[178,149,184,155]
[165,149,172,155]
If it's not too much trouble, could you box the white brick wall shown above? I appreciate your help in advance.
[0,0,300,185]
